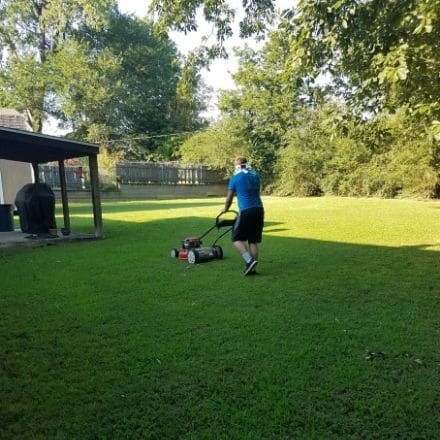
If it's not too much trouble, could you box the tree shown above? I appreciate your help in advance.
[218,27,316,179]
[179,117,250,173]
[53,10,207,158]
[74,12,210,160]
[149,0,277,55]
[0,0,116,132]
[0,2,207,163]
[56,13,173,146]
[151,0,440,117]
[170,52,210,134]
[277,104,342,196]
[286,0,440,118]
[50,39,123,144]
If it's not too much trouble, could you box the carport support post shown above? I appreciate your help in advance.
[58,160,71,233]
[88,154,103,238]
[32,163,40,183]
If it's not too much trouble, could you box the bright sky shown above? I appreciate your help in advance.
[117,0,294,120]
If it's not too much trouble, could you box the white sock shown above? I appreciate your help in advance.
[241,251,252,263]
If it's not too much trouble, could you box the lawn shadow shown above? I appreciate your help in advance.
[63,199,223,216]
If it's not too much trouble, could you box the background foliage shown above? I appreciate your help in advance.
[177,0,440,198]
[0,0,207,160]
[1,0,439,197]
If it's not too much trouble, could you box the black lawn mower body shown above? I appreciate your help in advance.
[171,210,237,264]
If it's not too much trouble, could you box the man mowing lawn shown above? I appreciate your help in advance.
[221,156,264,275]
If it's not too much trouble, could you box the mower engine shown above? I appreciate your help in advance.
[170,235,202,260]
[182,236,202,249]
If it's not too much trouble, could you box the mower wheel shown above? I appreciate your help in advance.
[187,249,198,264]
[171,248,179,258]
[213,245,223,259]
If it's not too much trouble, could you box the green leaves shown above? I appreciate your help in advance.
[429,121,440,142]
[166,0,440,197]
[150,0,276,45]
[291,0,440,117]
[0,1,205,159]
[179,117,251,173]
[0,0,117,132]
[374,45,409,84]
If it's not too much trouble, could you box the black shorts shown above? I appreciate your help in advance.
[232,207,264,243]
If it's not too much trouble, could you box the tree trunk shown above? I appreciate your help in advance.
[26,108,44,133]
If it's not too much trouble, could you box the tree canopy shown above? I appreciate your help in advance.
[0,0,207,160]
[152,0,439,110]
[287,0,440,118]
[0,0,117,132]
[173,0,440,197]
[150,0,277,51]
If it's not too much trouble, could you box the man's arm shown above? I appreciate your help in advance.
[221,190,234,213]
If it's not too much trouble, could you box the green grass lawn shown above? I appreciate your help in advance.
[1,196,439,439]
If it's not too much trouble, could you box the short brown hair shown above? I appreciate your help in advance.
[234,156,247,165]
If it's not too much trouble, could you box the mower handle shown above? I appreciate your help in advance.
[216,209,238,221]
[215,210,238,230]
[198,210,239,241]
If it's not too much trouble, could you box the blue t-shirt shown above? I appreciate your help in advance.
[228,169,263,211]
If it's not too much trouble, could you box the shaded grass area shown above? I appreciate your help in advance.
[1,197,439,439]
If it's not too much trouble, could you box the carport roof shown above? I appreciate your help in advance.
[0,126,99,163]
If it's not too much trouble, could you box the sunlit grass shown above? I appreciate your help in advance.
[1,196,439,439]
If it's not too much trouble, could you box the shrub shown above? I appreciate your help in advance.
[322,137,372,196]
[178,117,251,175]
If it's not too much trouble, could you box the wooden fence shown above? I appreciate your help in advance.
[39,164,89,190]
[116,161,225,185]
[38,161,225,190]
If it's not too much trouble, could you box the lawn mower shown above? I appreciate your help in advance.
[171,210,238,264]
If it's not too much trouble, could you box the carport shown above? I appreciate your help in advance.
[0,127,102,245]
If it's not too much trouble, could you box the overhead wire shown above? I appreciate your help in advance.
[107,130,202,144]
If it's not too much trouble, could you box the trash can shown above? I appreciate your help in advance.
[0,204,14,232]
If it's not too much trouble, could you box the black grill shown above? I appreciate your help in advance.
[15,183,56,234]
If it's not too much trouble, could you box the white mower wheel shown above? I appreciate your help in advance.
[187,249,197,264]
